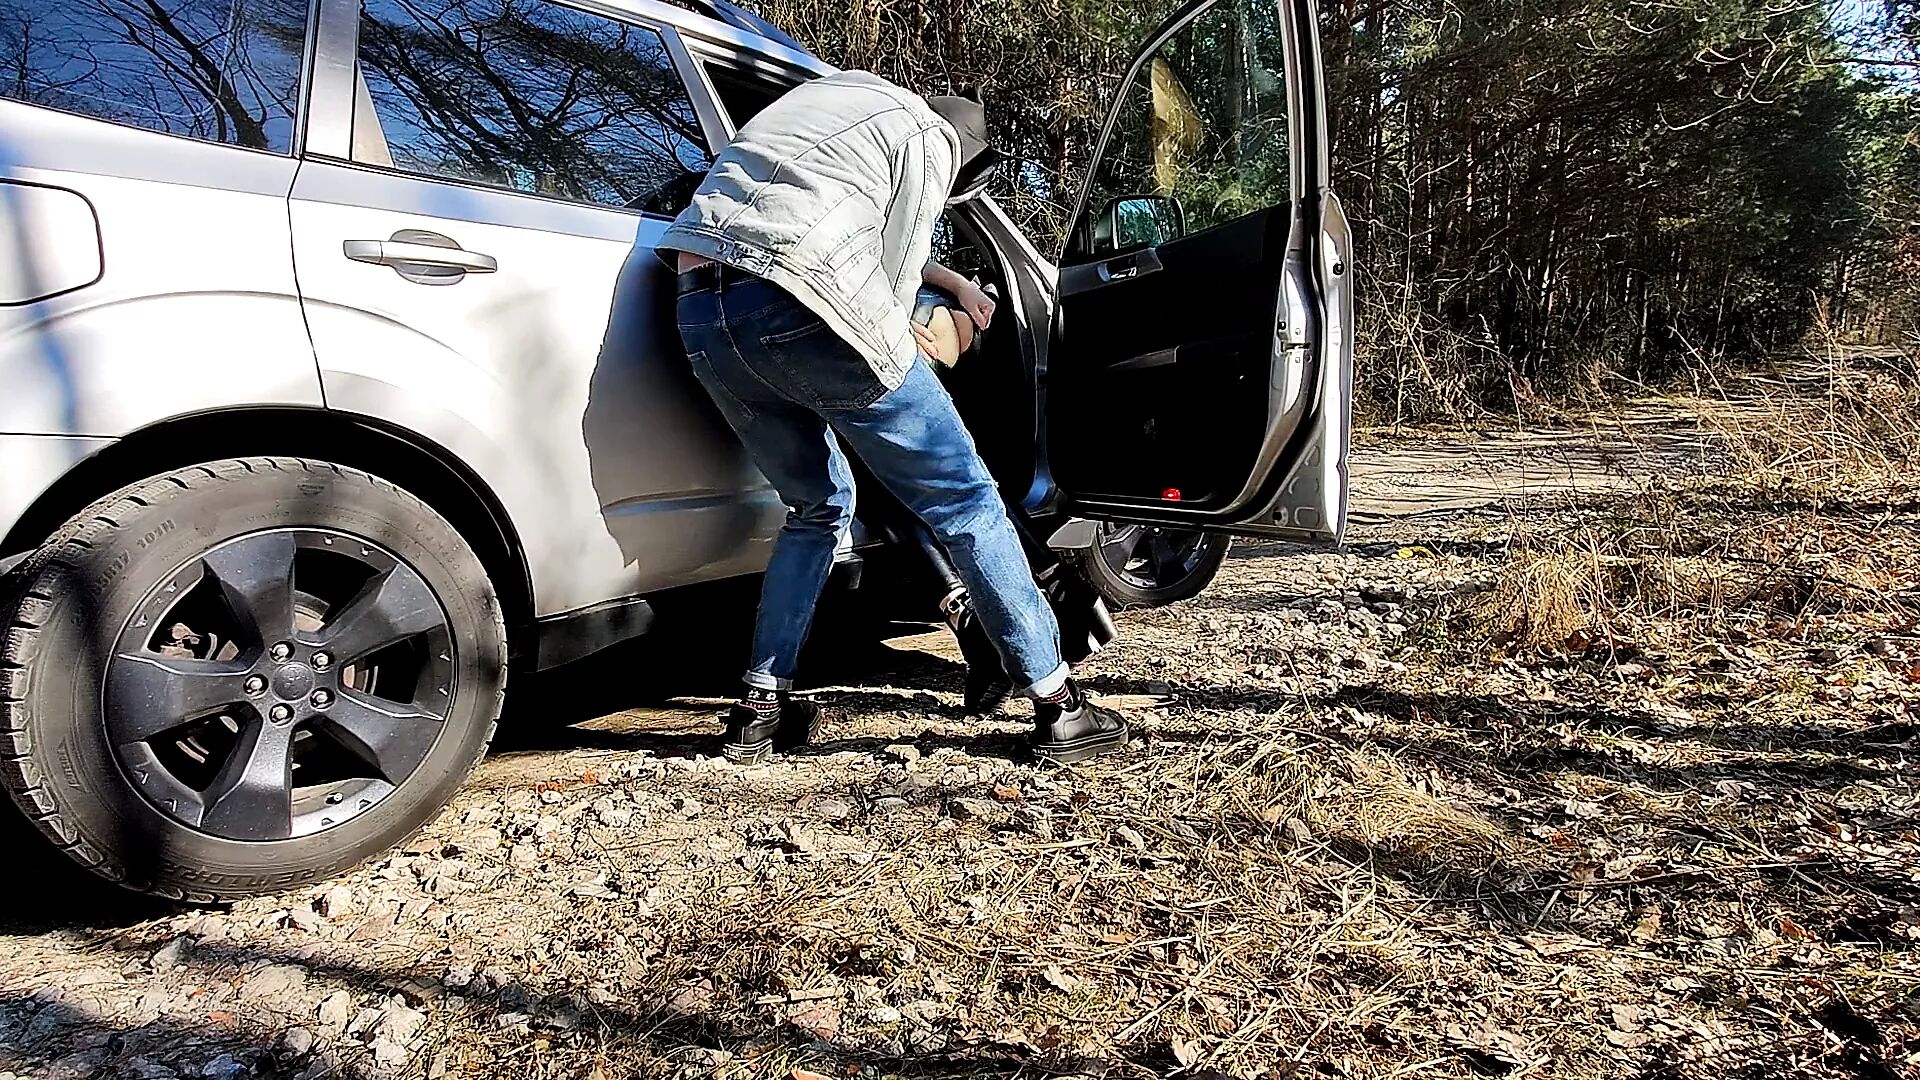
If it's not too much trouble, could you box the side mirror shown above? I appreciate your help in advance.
[1101,194,1185,252]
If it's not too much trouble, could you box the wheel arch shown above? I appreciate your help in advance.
[0,407,536,663]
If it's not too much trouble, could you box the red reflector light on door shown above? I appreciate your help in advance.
[1161,488,1182,501]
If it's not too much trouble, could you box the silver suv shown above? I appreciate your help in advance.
[0,0,1351,899]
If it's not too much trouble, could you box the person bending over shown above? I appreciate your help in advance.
[657,73,1128,765]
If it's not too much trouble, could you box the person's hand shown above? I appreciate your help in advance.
[910,320,941,358]
[954,280,996,329]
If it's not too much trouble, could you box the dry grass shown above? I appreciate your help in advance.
[1690,333,1920,497]
[1462,349,1920,654]
[1460,541,1609,649]
[1714,370,1920,495]
[1463,505,1918,656]
[614,726,1558,1077]
[1309,747,1514,863]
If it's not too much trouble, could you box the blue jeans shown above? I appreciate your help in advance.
[676,269,1069,697]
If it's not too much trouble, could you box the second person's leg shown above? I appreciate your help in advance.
[829,359,1064,696]
[826,358,1129,763]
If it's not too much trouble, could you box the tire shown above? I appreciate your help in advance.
[1078,522,1231,609]
[0,457,507,902]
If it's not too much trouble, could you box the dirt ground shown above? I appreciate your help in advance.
[1,405,1914,1080]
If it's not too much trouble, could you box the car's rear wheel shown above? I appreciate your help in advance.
[1078,522,1231,609]
[0,457,506,901]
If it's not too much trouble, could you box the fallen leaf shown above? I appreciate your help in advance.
[667,978,715,1015]
[1630,907,1662,944]
[991,783,1023,803]
[1611,1003,1644,1032]
[1040,964,1080,993]
[1393,545,1435,559]
[1564,798,1605,820]
[1444,1023,1539,1069]
[207,1010,236,1025]
[1778,916,1814,942]
[579,769,600,785]
[786,998,843,1039]
[1606,1030,1651,1049]
[1258,805,1286,824]
[1170,1037,1202,1066]
[792,1070,833,1080]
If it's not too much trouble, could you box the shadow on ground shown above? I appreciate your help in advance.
[0,933,1076,1080]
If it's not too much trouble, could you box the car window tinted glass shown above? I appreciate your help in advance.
[0,0,309,153]
[1067,0,1290,260]
[701,63,794,130]
[356,0,714,215]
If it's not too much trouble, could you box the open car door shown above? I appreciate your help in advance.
[1044,0,1351,541]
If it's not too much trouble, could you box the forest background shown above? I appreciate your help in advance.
[748,0,1920,424]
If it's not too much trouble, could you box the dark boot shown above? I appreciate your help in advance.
[1036,563,1117,666]
[943,588,1013,715]
[722,687,821,765]
[1030,680,1129,764]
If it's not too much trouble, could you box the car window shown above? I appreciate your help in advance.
[700,61,795,131]
[1067,0,1290,260]
[0,0,310,153]
[353,0,714,217]
[930,216,988,281]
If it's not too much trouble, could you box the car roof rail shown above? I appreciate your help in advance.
[701,0,809,52]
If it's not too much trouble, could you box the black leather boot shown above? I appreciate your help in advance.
[942,587,1014,715]
[1030,680,1129,764]
[722,687,821,765]
[1035,563,1117,666]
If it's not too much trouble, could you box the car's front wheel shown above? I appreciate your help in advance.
[0,457,506,901]
[1078,522,1231,609]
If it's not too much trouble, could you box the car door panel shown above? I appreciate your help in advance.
[292,0,785,619]
[1043,0,1348,542]
[292,162,786,617]
[1051,205,1285,508]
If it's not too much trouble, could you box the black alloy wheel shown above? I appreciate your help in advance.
[1079,521,1231,609]
[105,528,454,842]
[0,458,506,901]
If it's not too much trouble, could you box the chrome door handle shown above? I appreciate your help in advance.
[343,239,497,274]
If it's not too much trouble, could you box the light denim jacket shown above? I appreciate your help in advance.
[659,71,958,391]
